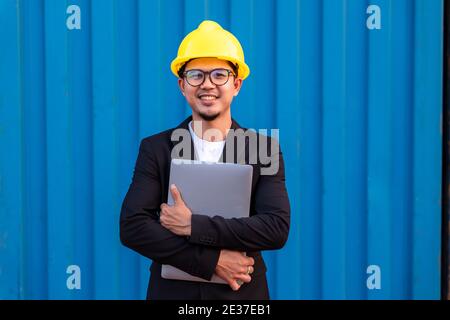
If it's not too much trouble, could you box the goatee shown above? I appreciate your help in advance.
[198,111,220,121]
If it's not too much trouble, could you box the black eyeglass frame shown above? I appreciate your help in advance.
[182,68,236,87]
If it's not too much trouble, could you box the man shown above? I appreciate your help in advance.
[120,20,290,300]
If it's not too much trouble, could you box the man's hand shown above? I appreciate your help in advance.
[160,184,192,236]
[215,250,255,291]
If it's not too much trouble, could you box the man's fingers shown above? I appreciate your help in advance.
[160,203,169,211]
[230,281,240,291]
[223,275,241,291]
[159,207,171,225]
[160,213,168,225]
[236,273,252,283]
[240,265,254,274]
[248,266,254,275]
[160,207,169,218]
[170,184,185,205]
[239,266,248,274]
[228,274,251,291]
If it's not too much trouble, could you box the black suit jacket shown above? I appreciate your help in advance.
[120,116,290,300]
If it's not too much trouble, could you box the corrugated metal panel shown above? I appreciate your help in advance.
[0,0,443,299]
[443,0,450,300]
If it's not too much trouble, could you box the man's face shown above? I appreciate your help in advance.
[178,57,243,121]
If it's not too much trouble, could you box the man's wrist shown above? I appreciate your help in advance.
[185,212,192,236]
[185,224,192,236]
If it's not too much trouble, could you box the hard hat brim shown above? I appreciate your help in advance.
[171,55,250,80]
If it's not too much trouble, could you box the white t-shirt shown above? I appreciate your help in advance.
[188,121,225,163]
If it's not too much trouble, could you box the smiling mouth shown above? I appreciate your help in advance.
[198,94,219,101]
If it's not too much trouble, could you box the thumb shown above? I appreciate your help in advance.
[170,184,184,205]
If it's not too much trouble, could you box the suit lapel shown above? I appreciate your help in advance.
[170,116,246,164]
[170,116,196,161]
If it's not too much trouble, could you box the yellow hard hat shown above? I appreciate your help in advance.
[170,20,250,80]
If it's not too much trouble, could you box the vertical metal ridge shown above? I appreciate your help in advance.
[317,0,324,299]
[361,0,369,300]
[442,0,450,300]
[17,0,25,300]
[42,0,49,299]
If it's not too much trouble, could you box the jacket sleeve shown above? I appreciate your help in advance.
[120,138,220,281]
[188,149,291,252]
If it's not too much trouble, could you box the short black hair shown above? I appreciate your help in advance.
[178,60,239,78]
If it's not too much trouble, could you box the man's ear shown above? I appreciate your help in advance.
[234,78,243,96]
[178,78,186,96]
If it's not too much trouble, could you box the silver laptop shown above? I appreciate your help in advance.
[161,159,253,284]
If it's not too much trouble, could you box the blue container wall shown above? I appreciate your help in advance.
[0,0,443,299]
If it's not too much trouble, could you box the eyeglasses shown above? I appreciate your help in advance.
[183,68,236,87]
